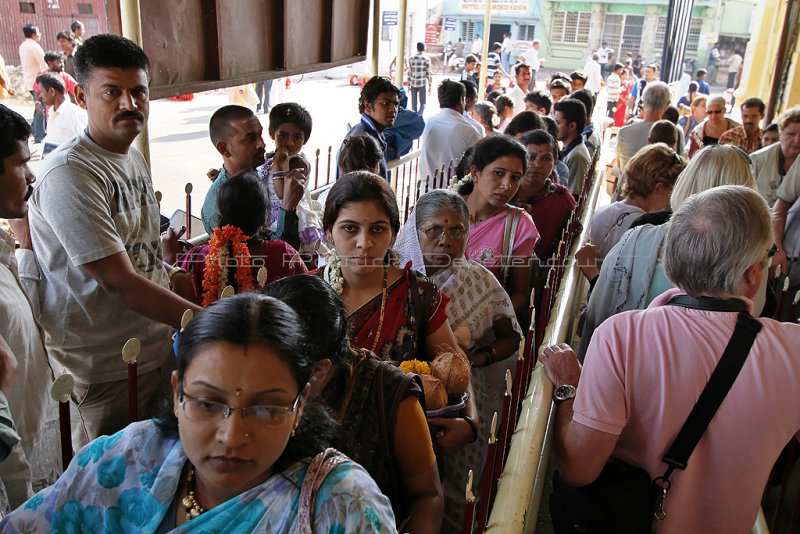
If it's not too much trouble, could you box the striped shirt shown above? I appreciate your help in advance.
[486,51,502,77]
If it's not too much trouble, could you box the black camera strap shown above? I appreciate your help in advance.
[650,295,762,518]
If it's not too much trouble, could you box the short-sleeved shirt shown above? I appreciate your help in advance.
[28,132,171,383]
[408,53,431,89]
[577,288,800,533]
[589,200,646,258]
[485,51,502,77]
[777,155,800,205]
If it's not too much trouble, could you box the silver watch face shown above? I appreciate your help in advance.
[554,384,576,402]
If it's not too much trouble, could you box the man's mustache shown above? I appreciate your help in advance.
[113,111,145,122]
[24,185,33,201]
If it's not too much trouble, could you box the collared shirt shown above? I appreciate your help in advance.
[18,39,47,91]
[576,287,800,534]
[521,47,540,70]
[42,101,87,148]
[508,83,526,117]
[419,108,483,189]
[718,125,762,154]
[560,137,592,194]
[0,228,59,500]
[408,53,431,89]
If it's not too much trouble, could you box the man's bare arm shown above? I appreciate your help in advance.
[83,251,201,329]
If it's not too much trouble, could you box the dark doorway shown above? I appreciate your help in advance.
[489,23,511,49]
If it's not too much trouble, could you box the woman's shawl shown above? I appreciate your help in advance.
[0,420,396,533]
[394,210,522,350]
[578,223,670,360]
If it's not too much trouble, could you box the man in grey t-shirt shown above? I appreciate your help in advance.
[24,35,200,450]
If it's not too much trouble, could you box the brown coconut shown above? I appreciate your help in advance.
[430,350,471,397]
[420,374,448,411]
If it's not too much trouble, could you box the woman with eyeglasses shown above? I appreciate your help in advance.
[263,274,443,533]
[455,135,539,327]
[2,294,395,533]
[513,130,577,263]
[318,171,479,458]
[578,145,759,360]
[394,189,522,531]
[688,94,741,157]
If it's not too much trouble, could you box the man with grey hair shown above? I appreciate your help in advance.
[540,185,800,533]
[616,81,684,176]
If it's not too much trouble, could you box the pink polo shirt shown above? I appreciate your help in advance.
[576,288,800,534]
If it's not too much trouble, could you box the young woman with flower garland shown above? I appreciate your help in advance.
[455,135,539,327]
[181,171,306,305]
[318,171,478,458]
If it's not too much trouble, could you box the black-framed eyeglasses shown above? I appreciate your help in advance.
[179,388,302,426]
[420,226,467,241]
[767,244,778,259]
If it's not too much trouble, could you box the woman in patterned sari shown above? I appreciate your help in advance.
[455,135,539,327]
[395,190,523,532]
[319,171,478,458]
[2,294,395,533]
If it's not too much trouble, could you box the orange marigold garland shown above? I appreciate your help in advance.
[201,225,254,306]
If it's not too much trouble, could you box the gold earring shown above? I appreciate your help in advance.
[244,432,249,438]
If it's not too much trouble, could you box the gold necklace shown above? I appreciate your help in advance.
[370,265,389,354]
[182,466,206,520]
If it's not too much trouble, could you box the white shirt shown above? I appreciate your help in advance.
[728,54,743,74]
[521,47,540,70]
[501,37,512,53]
[508,83,527,117]
[18,39,47,92]
[0,230,60,503]
[598,47,613,64]
[42,101,87,148]
[419,108,483,191]
[584,59,602,93]
[472,37,483,55]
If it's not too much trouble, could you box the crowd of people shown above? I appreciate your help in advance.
[0,23,799,534]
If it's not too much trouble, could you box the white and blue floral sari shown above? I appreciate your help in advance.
[0,420,396,533]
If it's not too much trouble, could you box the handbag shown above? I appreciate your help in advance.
[550,295,762,534]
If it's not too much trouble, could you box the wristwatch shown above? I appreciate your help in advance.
[553,384,577,404]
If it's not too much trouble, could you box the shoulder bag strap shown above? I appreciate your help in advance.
[500,207,523,288]
[659,309,761,475]
[297,448,349,534]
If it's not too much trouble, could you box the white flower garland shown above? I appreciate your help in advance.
[450,172,473,192]
[323,250,344,295]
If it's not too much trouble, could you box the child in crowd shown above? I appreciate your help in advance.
[495,94,515,132]
[257,103,324,261]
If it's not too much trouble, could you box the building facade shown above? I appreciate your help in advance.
[0,0,109,65]
[440,0,544,51]
[539,0,753,75]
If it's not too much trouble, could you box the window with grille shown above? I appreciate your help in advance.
[77,3,93,14]
[551,11,591,44]
[519,24,536,41]
[461,21,476,44]
[601,14,623,52]
[654,16,667,52]
[19,2,35,13]
[622,15,645,55]
[685,18,703,53]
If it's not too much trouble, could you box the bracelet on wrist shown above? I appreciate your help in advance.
[464,415,479,443]
[484,345,496,366]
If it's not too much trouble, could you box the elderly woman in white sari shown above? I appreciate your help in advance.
[394,189,522,532]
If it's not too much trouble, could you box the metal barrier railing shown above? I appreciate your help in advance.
[482,149,603,533]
